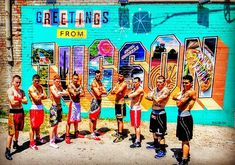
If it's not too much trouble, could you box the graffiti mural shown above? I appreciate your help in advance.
[183,37,217,98]
[150,35,180,91]
[88,40,114,93]
[21,4,235,126]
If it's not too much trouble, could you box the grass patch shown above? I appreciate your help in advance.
[0,109,8,119]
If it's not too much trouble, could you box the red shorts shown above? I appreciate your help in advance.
[8,109,24,135]
[130,107,141,128]
[89,108,101,120]
[30,105,44,129]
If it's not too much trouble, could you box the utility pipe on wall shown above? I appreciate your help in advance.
[5,0,13,64]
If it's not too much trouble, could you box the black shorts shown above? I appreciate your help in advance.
[176,115,193,141]
[149,111,167,135]
[115,103,126,118]
[49,105,63,126]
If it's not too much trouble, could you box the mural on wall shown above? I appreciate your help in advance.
[73,46,85,84]
[119,42,146,88]
[32,43,55,65]
[150,35,180,91]
[183,37,217,98]
[21,4,235,126]
[38,65,49,95]
[59,47,70,90]
[88,40,114,93]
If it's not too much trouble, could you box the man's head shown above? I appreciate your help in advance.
[53,74,61,87]
[182,75,193,91]
[72,73,79,84]
[12,75,21,89]
[118,71,125,82]
[32,74,40,87]
[95,70,102,81]
[133,77,141,89]
[156,75,165,90]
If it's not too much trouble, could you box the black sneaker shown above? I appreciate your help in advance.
[13,140,21,150]
[179,159,188,165]
[130,142,141,148]
[5,148,12,160]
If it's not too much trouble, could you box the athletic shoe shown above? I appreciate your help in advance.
[154,150,166,159]
[49,142,59,149]
[36,138,47,144]
[130,142,141,148]
[30,144,38,150]
[13,141,21,150]
[65,136,71,144]
[178,159,188,165]
[5,148,12,160]
[55,136,64,142]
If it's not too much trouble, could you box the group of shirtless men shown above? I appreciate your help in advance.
[5,70,196,165]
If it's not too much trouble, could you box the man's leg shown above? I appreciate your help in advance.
[49,125,59,148]
[118,118,123,135]
[65,123,71,144]
[130,127,141,148]
[5,135,13,160]
[89,119,100,140]
[13,130,20,150]
[182,141,190,159]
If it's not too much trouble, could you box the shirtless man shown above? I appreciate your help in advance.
[89,70,107,140]
[172,75,196,165]
[28,74,47,150]
[145,75,170,158]
[66,73,85,144]
[49,74,68,148]
[5,75,27,160]
[111,72,127,143]
[125,77,144,148]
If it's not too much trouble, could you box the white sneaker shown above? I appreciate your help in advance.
[50,142,59,149]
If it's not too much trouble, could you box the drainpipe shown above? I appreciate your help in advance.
[5,0,13,65]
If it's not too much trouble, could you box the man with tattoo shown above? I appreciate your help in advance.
[146,75,170,158]
[66,73,85,144]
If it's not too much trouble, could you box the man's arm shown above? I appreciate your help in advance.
[187,90,196,110]
[176,91,191,107]
[28,86,43,102]
[153,88,170,104]
[128,88,142,98]
[7,88,18,106]
[50,86,61,98]
[41,86,47,100]
[21,90,28,104]
[91,82,102,97]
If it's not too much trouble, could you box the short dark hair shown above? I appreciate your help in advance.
[73,73,79,77]
[12,75,21,81]
[157,75,165,82]
[32,74,40,80]
[183,75,193,83]
[133,77,141,82]
[95,70,101,74]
